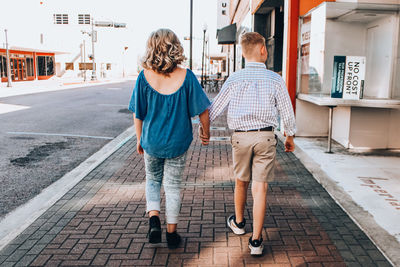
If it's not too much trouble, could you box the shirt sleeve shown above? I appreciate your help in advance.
[187,71,211,117]
[128,72,147,120]
[209,78,232,122]
[275,77,296,136]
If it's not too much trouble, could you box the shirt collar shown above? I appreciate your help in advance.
[245,62,266,69]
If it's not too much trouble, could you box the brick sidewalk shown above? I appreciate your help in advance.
[0,114,392,266]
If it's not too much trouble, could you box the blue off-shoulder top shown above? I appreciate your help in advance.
[128,69,210,158]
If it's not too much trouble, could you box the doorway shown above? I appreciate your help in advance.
[10,58,27,81]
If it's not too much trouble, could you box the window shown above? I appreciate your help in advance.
[65,63,74,70]
[37,56,55,76]
[26,57,34,77]
[78,14,90,25]
[106,63,111,70]
[79,63,94,70]
[0,55,7,78]
[53,14,68,24]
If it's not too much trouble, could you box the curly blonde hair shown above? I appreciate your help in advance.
[141,29,186,75]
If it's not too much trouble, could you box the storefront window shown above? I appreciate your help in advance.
[26,57,34,77]
[299,2,400,99]
[46,56,54,75]
[0,55,6,78]
[37,56,55,76]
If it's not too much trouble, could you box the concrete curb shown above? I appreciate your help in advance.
[277,132,399,267]
[0,126,135,251]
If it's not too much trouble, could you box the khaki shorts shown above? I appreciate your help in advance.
[231,131,277,183]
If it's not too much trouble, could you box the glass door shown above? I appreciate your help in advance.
[10,58,27,81]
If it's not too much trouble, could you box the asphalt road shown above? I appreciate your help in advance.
[0,81,135,218]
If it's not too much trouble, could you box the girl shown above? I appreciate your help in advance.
[128,29,210,248]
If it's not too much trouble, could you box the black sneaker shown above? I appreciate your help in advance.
[148,216,161,244]
[248,236,264,256]
[227,214,246,235]
[166,231,181,249]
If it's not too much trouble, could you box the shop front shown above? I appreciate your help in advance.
[0,47,58,83]
[295,2,400,150]
[221,0,400,150]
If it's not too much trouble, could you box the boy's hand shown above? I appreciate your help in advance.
[137,142,144,154]
[284,136,295,152]
[199,126,210,145]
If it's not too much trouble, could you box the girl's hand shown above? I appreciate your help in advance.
[137,143,144,154]
[199,125,210,145]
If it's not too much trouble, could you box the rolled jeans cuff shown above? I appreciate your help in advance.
[166,215,179,224]
[146,201,160,213]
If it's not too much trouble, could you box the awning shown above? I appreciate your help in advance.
[9,46,69,55]
[217,23,237,45]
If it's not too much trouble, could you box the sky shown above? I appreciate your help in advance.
[0,0,220,69]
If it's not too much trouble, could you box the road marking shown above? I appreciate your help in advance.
[98,104,127,107]
[7,132,114,140]
[0,103,30,115]
[107,87,122,90]
[210,136,230,141]
[210,126,226,131]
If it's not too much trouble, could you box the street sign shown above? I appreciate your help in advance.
[113,22,127,28]
[94,21,113,27]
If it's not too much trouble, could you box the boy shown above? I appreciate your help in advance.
[205,32,296,255]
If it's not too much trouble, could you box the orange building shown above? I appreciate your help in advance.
[0,47,63,82]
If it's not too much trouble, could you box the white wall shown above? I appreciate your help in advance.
[332,106,351,148]
[364,15,397,98]
[388,109,400,149]
[349,107,391,149]
[295,99,329,137]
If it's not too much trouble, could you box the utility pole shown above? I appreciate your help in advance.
[189,0,193,70]
[91,18,97,81]
[83,39,86,82]
[4,29,12,87]
[201,24,207,87]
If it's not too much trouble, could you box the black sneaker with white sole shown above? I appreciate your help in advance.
[249,236,264,256]
[226,214,246,235]
[148,216,161,243]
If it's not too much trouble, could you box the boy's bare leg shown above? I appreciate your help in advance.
[235,178,249,223]
[251,181,268,240]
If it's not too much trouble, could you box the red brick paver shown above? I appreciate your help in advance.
[0,108,392,267]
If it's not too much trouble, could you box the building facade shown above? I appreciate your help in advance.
[0,47,65,82]
[218,0,400,150]
[0,1,131,83]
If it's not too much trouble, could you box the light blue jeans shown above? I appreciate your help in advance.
[144,151,187,224]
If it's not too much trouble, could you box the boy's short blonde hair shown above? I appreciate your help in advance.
[141,29,186,75]
[240,32,266,57]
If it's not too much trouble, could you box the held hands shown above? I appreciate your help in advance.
[284,136,295,152]
[199,125,210,145]
[137,142,144,155]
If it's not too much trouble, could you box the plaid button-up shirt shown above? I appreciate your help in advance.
[209,62,296,136]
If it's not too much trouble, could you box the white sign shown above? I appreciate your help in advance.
[342,56,366,100]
